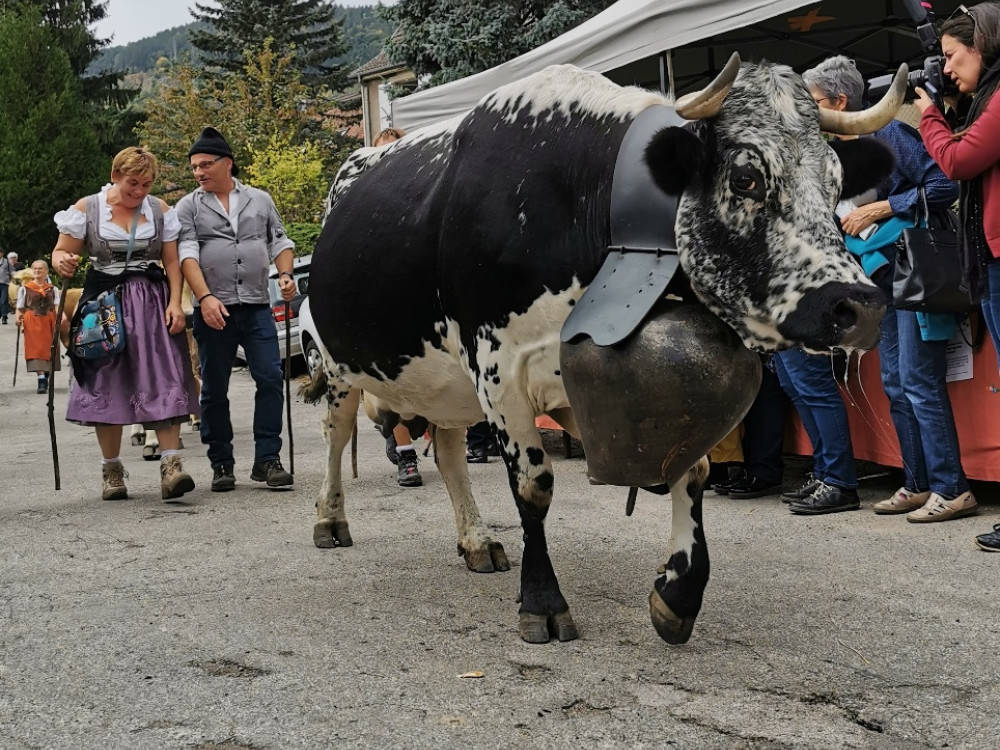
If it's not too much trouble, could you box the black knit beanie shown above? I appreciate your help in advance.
[188,126,239,177]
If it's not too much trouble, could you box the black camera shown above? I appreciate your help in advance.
[867,0,958,109]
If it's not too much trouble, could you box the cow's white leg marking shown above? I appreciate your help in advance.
[649,456,711,644]
[489,397,578,644]
[433,426,510,573]
[313,376,359,549]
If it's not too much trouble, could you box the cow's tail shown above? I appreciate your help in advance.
[298,370,329,405]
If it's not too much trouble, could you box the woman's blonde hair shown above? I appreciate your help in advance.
[111,146,159,180]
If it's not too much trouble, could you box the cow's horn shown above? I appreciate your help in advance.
[818,63,909,135]
[674,52,741,120]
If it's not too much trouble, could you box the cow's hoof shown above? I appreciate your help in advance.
[518,610,579,643]
[313,519,353,548]
[460,541,511,573]
[648,589,696,644]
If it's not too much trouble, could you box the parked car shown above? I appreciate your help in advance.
[296,295,327,380]
[236,253,311,365]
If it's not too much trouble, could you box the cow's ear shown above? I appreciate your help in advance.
[644,126,707,195]
[829,137,895,201]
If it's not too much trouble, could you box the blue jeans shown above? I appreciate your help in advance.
[774,349,858,489]
[874,270,969,497]
[0,286,8,319]
[981,261,1000,373]
[193,304,284,469]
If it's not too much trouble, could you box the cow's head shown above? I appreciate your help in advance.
[646,54,907,352]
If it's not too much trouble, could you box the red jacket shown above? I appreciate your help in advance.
[921,94,1000,258]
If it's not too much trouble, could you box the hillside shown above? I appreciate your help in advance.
[89,5,394,78]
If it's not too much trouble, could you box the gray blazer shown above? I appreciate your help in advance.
[176,179,294,306]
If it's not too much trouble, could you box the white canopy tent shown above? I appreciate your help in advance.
[391,0,962,131]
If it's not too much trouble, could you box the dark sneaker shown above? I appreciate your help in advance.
[251,458,293,488]
[781,477,820,503]
[728,476,783,499]
[975,524,1000,552]
[711,472,747,495]
[397,450,422,487]
[211,464,236,492]
[385,434,399,465]
[789,481,860,515]
[37,377,48,394]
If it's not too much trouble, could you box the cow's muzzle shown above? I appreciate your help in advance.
[779,281,887,351]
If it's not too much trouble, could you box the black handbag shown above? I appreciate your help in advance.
[892,187,978,313]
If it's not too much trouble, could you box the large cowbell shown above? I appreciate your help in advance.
[559,106,761,489]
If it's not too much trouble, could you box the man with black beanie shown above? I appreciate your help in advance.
[176,126,296,492]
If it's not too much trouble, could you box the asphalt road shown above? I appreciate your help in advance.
[0,320,997,749]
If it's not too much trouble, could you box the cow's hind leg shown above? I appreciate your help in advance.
[648,457,711,644]
[495,413,578,644]
[433,426,510,573]
[313,378,360,549]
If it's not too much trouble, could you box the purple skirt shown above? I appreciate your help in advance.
[67,275,200,427]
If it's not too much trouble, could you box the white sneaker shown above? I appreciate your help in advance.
[872,487,930,515]
[906,491,977,523]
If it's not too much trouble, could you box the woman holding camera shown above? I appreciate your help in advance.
[915,2,1000,551]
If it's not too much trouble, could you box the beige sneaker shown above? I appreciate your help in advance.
[906,491,978,523]
[102,460,129,501]
[160,455,195,501]
[873,487,931,515]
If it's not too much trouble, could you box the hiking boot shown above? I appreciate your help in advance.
[975,524,1000,552]
[250,458,293,488]
[102,460,129,501]
[396,450,422,487]
[160,455,195,501]
[788,481,860,515]
[211,464,236,492]
[872,487,931,515]
[781,477,819,503]
[906,491,977,523]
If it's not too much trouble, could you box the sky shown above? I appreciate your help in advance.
[94,0,393,48]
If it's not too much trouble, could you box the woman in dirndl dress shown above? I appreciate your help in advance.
[51,146,200,502]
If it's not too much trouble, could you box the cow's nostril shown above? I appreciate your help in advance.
[832,300,859,332]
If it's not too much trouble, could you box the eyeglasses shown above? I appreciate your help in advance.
[190,156,224,172]
[813,97,830,104]
[945,4,977,29]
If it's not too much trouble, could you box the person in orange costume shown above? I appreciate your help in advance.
[15,260,65,394]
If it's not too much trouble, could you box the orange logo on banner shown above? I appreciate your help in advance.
[788,8,836,32]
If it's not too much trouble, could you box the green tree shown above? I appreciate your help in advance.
[190,0,349,92]
[243,134,326,224]
[383,0,617,87]
[0,7,105,260]
[135,42,359,207]
[11,0,142,156]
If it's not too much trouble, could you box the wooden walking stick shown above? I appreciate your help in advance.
[12,322,20,387]
[284,299,294,475]
[48,275,71,490]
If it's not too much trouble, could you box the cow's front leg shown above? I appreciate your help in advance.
[433,426,510,573]
[313,380,360,549]
[648,457,710,644]
[496,414,578,644]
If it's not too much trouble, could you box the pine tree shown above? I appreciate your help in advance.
[382,0,617,87]
[190,0,349,92]
[9,0,141,157]
[0,7,105,259]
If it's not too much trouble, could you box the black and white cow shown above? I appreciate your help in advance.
[306,56,904,644]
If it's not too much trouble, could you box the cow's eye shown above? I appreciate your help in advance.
[730,166,764,199]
